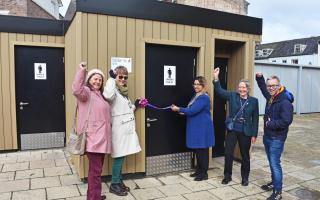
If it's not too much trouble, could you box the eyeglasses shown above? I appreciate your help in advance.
[193,83,203,87]
[267,84,279,88]
[118,75,128,80]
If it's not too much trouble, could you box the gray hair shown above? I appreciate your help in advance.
[266,75,281,84]
[239,79,251,93]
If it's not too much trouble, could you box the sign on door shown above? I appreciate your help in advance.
[164,65,176,86]
[34,63,47,80]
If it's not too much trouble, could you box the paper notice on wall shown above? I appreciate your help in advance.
[164,65,176,86]
[34,63,47,80]
[111,57,132,73]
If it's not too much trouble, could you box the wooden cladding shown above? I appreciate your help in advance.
[65,12,260,178]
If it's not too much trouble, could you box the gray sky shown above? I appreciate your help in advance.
[247,0,320,44]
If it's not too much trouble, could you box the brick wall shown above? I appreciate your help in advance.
[176,0,248,15]
[27,0,54,19]
[0,0,54,19]
[0,0,27,16]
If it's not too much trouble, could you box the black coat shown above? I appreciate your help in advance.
[256,76,294,141]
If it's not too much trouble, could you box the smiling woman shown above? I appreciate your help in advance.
[213,67,259,186]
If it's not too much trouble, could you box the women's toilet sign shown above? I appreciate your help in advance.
[34,63,47,80]
[164,65,176,86]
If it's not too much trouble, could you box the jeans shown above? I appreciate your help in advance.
[224,131,251,180]
[263,136,285,191]
[86,152,105,200]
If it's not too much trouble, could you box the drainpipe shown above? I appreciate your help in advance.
[318,41,320,66]
[296,65,302,115]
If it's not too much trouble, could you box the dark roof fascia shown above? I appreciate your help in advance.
[76,0,262,35]
[0,15,70,36]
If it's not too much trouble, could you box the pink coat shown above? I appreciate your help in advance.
[72,68,112,154]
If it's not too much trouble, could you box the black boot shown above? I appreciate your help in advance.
[109,183,128,196]
[221,177,232,184]
[261,182,274,191]
[267,190,282,200]
[120,180,130,192]
[241,178,249,186]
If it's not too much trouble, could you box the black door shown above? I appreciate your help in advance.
[15,46,65,150]
[212,57,228,157]
[145,44,197,174]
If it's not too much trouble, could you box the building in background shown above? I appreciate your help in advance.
[161,0,249,15]
[0,0,62,19]
[255,36,320,66]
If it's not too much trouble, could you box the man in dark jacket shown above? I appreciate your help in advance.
[256,73,294,200]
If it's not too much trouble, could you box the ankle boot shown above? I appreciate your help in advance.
[109,183,128,196]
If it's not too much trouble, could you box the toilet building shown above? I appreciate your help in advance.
[0,0,262,179]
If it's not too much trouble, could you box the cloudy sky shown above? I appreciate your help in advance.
[247,0,320,44]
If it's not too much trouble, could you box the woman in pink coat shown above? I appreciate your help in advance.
[72,62,112,200]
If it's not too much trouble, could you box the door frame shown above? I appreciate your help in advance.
[9,41,65,149]
[138,38,205,171]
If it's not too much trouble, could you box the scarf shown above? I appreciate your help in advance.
[117,85,128,97]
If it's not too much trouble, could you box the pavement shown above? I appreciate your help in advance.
[0,113,320,200]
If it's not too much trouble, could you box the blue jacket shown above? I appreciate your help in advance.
[179,94,215,149]
[256,76,294,141]
[213,80,259,137]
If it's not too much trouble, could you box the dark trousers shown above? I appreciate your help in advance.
[194,148,209,176]
[224,132,251,180]
[86,152,105,200]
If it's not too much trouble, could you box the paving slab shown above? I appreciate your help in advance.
[12,189,46,200]
[30,160,55,169]
[0,172,15,182]
[44,166,72,177]
[0,192,11,200]
[0,179,29,193]
[55,158,69,166]
[0,157,17,165]
[158,175,189,185]
[208,186,246,200]
[31,176,61,189]
[157,184,191,196]
[231,183,262,196]
[183,191,220,200]
[181,180,215,192]
[134,177,163,189]
[130,188,165,200]
[60,174,82,186]
[2,162,28,172]
[46,185,80,200]
[15,169,43,180]
[157,195,187,200]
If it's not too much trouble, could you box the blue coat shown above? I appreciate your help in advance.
[179,94,215,149]
[256,76,294,141]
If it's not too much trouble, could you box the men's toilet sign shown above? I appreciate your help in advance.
[34,63,47,80]
[164,65,176,86]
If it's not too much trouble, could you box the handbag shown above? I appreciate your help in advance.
[67,95,92,155]
[225,99,248,132]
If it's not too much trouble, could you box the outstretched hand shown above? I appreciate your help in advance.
[109,69,117,78]
[256,72,263,77]
[171,104,180,112]
[213,67,220,80]
[79,62,87,69]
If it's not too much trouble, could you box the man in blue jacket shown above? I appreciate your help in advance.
[256,73,294,200]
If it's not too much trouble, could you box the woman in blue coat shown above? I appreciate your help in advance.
[171,76,215,181]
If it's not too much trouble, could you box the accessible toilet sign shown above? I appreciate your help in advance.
[164,65,176,86]
[34,63,47,80]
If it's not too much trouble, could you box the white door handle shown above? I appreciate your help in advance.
[19,102,29,106]
[146,118,158,122]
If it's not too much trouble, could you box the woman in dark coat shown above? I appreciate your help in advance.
[171,76,215,181]
[213,67,259,186]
